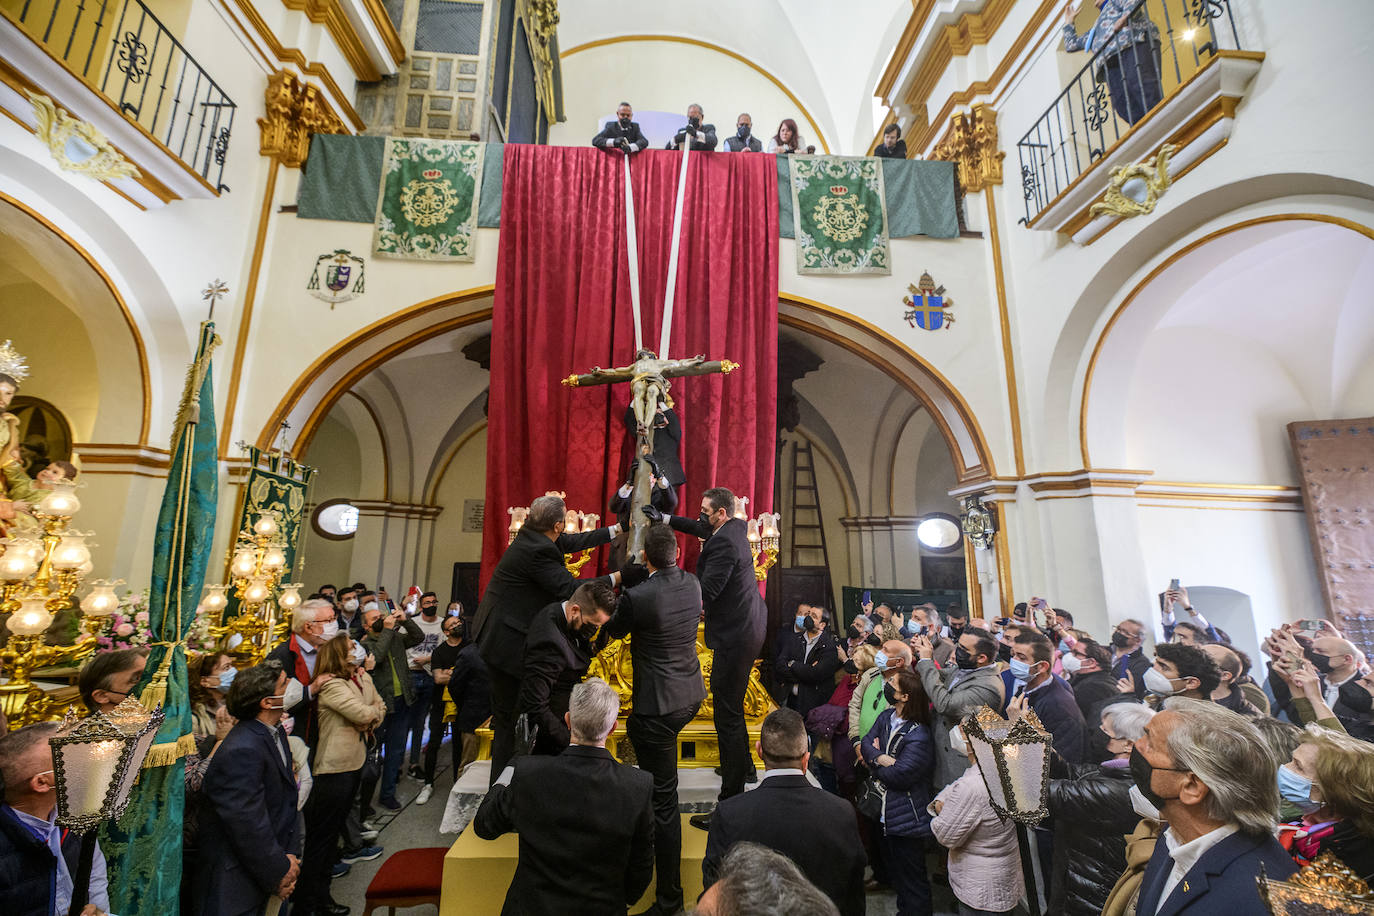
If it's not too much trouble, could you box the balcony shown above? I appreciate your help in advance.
[1,0,236,203]
[1016,0,1262,242]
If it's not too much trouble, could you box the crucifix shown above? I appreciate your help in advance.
[563,349,737,558]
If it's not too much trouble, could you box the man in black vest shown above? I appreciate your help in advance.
[473,493,635,783]
[605,523,707,916]
[0,722,113,916]
[646,485,766,826]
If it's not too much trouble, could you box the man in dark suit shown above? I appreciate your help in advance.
[1130,698,1296,915]
[623,404,685,488]
[476,677,654,916]
[668,104,717,150]
[646,485,767,825]
[703,709,865,916]
[1110,617,1153,699]
[518,579,618,755]
[196,660,303,916]
[773,602,842,720]
[473,493,633,783]
[594,101,649,153]
[605,523,706,916]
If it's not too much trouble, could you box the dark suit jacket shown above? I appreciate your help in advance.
[774,628,843,718]
[622,406,685,486]
[519,602,601,751]
[670,122,717,150]
[474,745,654,916]
[1027,674,1089,764]
[1135,828,1296,916]
[449,641,492,732]
[474,525,613,678]
[605,565,707,716]
[703,773,866,916]
[666,516,766,653]
[593,119,648,152]
[195,719,299,916]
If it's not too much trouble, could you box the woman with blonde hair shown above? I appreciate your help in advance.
[1277,717,1374,883]
[294,634,385,914]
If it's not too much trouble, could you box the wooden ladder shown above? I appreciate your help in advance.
[788,439,831,570]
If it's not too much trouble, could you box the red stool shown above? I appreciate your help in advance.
[362,846,446,915]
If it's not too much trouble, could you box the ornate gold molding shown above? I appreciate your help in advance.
[280,0,393,81]
[932,103,1004,192]
[26,92,139,181]
[1089,144,1176,220]
[257,70,346,168]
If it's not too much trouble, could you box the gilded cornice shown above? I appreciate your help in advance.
[931,103,1003,192]
[258,70,346,168]
[280,0,403,81]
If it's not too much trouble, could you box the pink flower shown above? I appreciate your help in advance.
[135,611,149,624]
[115,623,135,637]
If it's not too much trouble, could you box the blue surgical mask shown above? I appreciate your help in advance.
[874,650,889,671]
[795,615,806,629]
[1058,639,1072,654]
[1277,765,1322,814]
[217,667,238,690]
[1008,658,1032,681]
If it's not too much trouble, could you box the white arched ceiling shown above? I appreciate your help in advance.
[555,0,911,154]
[1086,220,1374,483]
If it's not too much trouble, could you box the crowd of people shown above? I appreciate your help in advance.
[3,491,1373,915]
[593,102,913,158]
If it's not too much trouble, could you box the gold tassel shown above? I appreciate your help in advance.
[137,648,176,711]
[141,733,198,769]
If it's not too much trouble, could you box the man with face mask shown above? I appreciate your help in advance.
[645,486,766,825]
[1128,698,1295,915]
[1012,630,1088,763]
[669,103,718,151]
[912,628,1004,789]
[1134,642,1221,704]
[266,599,338,748]
[361,599,425,809]
[773,602,841,719]
[335,586,363,637]
[518,580,618,756]
[1284,635,1372,739]
[593,101,649,153]
[1109,617,1152,700]
[721,113,762,152]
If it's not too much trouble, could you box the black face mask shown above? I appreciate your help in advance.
[1338,679,1374,714]
[737,125,750,140]
[689,116,701,129]
[370,619,384,634]
[954,645,978,670]
[846,625,861,642]
[1129,746,1181,810]
[1111,631,1133,650]
[698,511,712,528]
[619,116,632,128]
[996,643,1012,663]
[1307,651,1334,675]
[802,616,818,633]
[882,683,897,706]
[948,624,966,639]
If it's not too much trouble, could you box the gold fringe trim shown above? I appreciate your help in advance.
[169,323,222,450]
[141,732,198,769]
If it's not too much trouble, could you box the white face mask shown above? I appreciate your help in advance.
[1129,783,1162,821]
[343,598,360,612]
[271,679,305,712]
[1061,653,1083,675]
[351,642,367,666]
[319,620,339,641]
[1143,667,1180,696]
[949,724,968,756]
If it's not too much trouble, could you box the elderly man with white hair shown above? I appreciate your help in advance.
[265,597,339,745]
[1130,697,1296,915]
[475,678,654,915]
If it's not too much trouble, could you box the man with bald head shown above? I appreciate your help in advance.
[1201,643,1261,716]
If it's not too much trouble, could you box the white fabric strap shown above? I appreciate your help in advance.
[659,139,693,358]
[622,151,644,351]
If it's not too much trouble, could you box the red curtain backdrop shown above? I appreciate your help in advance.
[482,145,779,582]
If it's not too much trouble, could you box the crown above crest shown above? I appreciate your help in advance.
[0,339,29,383]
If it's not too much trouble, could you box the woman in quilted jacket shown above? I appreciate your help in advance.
[860,667,935,915]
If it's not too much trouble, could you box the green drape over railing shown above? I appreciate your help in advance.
[103,320,220,914]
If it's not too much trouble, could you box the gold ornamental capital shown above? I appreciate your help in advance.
[258,70,346,168]
[932,102,1004,193]
[561,373,580,387]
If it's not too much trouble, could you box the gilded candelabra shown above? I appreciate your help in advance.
[0,483,99,725]
[205,512,301,663]
[744,506,781,582]
[508,492,601,574]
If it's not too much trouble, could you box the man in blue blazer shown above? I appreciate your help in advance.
[195,660,303,916]
[1130,698,1296,915]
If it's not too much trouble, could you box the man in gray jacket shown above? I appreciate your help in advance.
[913,628,1004,789]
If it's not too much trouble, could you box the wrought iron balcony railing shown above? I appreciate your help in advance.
[8,0,236,190]
[1016,0,1246,224]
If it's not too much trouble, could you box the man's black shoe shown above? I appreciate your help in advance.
[712,766,757,783]
[689,812,712,831]
[310,903,349,916]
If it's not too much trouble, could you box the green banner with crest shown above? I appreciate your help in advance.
[222,447,316,618]
[374,137,484,261]
[789,155,891,275]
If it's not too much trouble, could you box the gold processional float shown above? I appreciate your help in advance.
[476,491,782,768]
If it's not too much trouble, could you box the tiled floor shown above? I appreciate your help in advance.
[327,755,961,915]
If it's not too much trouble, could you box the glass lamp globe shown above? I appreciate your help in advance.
[0,545,40,580]
[8,596,54,635]
[244,579,270,604]
[277,585,302,610]
[201,585,229,613]
[230,549,257,578]
[253,515,278,538]
[262,546,286,570]
[80,582,121,617]
[52,535,91,570]
[38,483,81,518]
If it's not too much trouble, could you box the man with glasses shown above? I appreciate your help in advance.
[1109,618,1151,699]
[77,648,147,714]
[266,598,340,746]
[1063,636,1119,722]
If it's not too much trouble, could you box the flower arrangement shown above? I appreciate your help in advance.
[95,590,153,652]
[185,604,222,653]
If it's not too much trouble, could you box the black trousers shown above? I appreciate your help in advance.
[881,833,931,916]
[710,642,755,800]
[299,768,361,908]
[423,695,461,784]
[627,702,700,910]
[488,668,520,785]
[1101,40,1162,126]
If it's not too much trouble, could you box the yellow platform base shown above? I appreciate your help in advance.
[440,812,707,916]
[474,714,767,769]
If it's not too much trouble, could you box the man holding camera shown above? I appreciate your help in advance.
[593,101,649,154]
